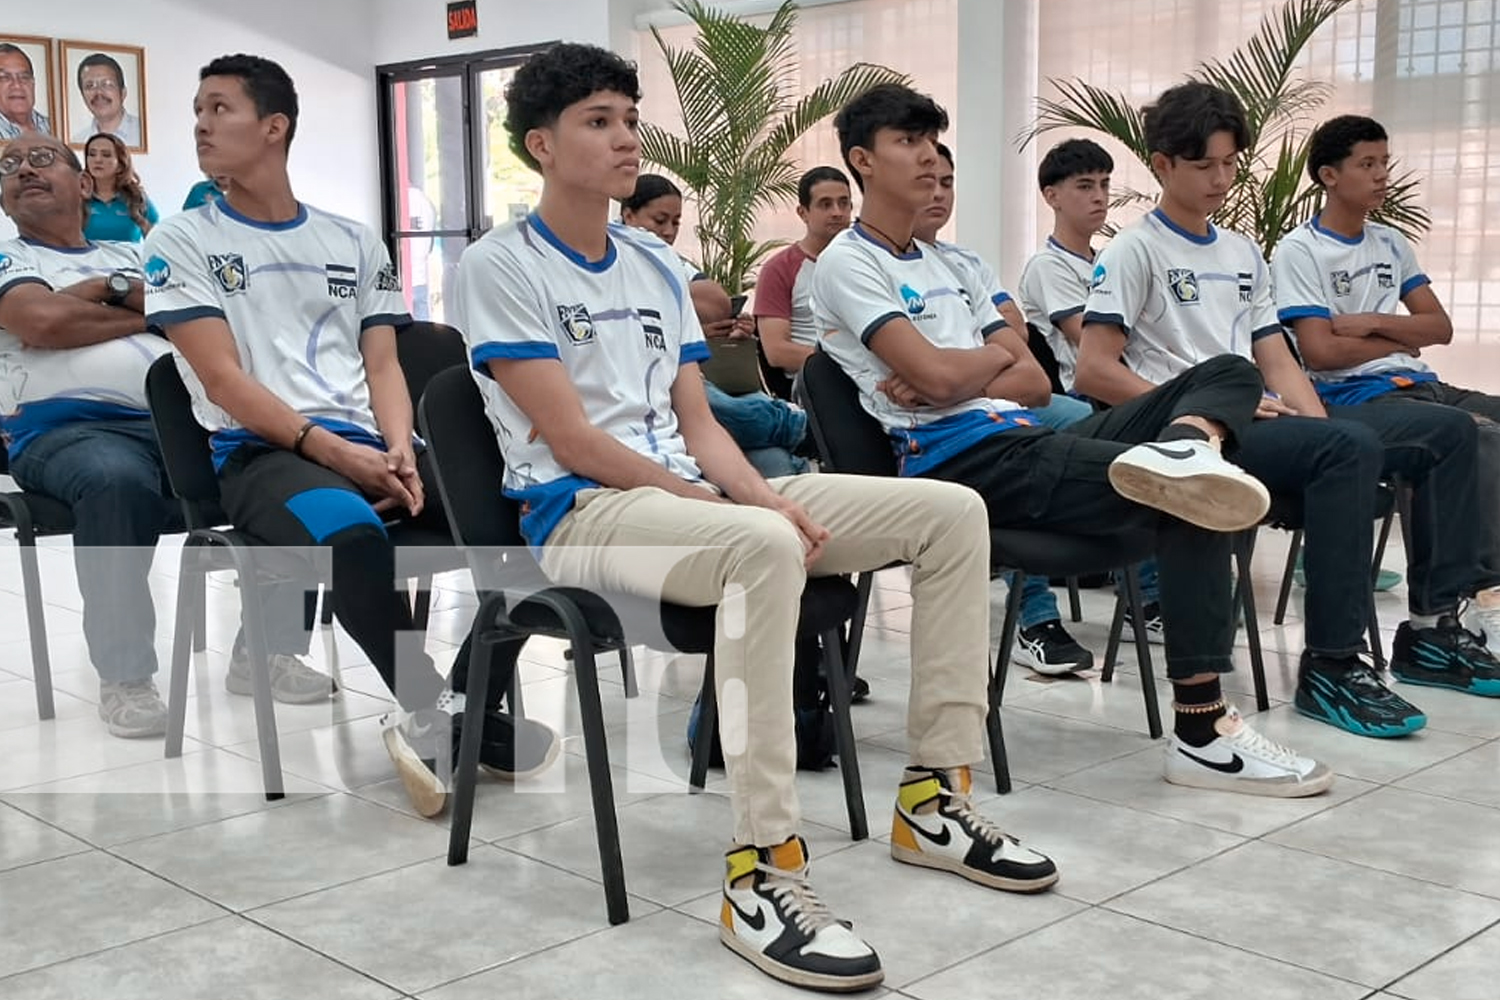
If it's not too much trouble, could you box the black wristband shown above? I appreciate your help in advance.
[292,420,317,457]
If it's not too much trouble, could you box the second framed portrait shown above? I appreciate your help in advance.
[60,39,147,153]
[0,35,57,141]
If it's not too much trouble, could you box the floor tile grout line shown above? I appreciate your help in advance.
[0,909,231,988]
[1255,832,1500,904]
[1364,912,1500,997]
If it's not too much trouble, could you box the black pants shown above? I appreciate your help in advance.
[219,445,480,711]
[924,354,1264,679]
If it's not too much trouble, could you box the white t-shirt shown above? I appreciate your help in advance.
[143,200,409,466]
[0,238,169,456]
[454,214,711,547]
[1270,216,1432,384]
[1018,236,1095,392]
[811,226,1037,476]
[1083,209,1281,385]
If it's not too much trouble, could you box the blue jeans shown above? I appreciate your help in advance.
[1016,396,1087,627]
[10,419,178,683]
[704,381,809,476]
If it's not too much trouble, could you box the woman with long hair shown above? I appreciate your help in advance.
[83,132,158,242]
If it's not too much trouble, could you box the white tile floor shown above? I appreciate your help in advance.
[1,527,1497,1000]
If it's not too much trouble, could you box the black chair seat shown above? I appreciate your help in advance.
[993,529,1156,579]
[0,491,75,534]
[1264,481,1395,530]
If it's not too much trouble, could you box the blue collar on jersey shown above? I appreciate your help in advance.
[1046,235,1095,263]
[1310,213,1365,246]
[18,236,98,254]
[851,221,922,261]
[1150,207,1217,245]
[217,198,308,231]
[527,211,617,273]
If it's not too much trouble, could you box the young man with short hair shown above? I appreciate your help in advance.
[1271,114,1500,682]
[1078,83,1496,739]
[816,82,1332,801]
[753,165,852,374]
[456,43,1063,993]
[145,54,556,819]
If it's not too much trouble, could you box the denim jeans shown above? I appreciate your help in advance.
[9,418,178,684]
[704,381,809,475]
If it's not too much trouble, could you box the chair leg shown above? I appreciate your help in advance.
[988,568,1025,795]
[1234,530,1270,713]
[191,572,208,653]
[412,574,433,631]
[1102,582,1129,682]
[319,586,335,626]
[820,627,867,841]
[565,618,629,925]
[15,521,54,721]
[844,571,875,676]
[1274,529,1302,625]
[229,548,285,800]
[1369,501,1399,670]
[618,646,639,699]
[1066,576,1083,623]
[1122,569,1162,739]
[688,655,717,793]
[166,542,205,759]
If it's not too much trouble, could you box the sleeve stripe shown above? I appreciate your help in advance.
[1400,274,1431,297]
[470,341,559,376]
[1251,324,1284,341]
[147,305,226,328]
[991,291,1013,306]
[980,319,1008,339]
[360,312,411,331]
[680,341,712,365]
[0,276,50,302]
[1049,305,1084,323]
[1277,305,1330,323]
[860,310,907,347]
[1082,310,1126,330]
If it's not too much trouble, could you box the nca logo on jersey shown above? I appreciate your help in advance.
[1375,262,1395,289]
[208,253,248,295]
[1330,269,1352,297]
[1166,268,1199,305]
[558,304,595,346]
[326,263,358,299]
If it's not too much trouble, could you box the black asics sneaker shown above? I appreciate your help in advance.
[1391,615,1500,697]
[1295,652,1427,737]
[1014,619,1094,676]
[720,836,884,992]
[891,766,1058,892]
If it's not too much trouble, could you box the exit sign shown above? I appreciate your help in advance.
[447,1,478,39]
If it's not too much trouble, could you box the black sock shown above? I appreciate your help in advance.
[1157,423,1211,444]
[1173,677,1225,747]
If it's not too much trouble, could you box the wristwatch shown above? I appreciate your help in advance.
[104,271,133,307]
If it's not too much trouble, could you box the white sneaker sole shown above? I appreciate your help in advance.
[1012,643,1091,676]
[382,726,448,818]
[890,841,1060,893]
[1163,755,1334,798]
[1108,447,1269,532]
[719,925,885,992]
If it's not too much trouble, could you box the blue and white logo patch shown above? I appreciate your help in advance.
[208,253,248,295]
[1167,268,1199,304]
[1330,269,1352,297]
[0,253,11,275]
[144,255,171,287]
[1090,262,1107,289]
[557,303,595,346]
[899,284,927,316]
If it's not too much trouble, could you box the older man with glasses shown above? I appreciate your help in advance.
[0,45,51,141]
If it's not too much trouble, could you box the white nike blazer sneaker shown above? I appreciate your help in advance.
[720,836,883,992]
[1164,704,1334,797]
[1108,438,1270,532]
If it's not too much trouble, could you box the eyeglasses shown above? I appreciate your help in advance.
[0,146,60,177]
[81,79,120,93]
[0,71,35,86]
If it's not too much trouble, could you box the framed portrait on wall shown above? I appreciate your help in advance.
[0,35,58,141]
[59,39,146,153]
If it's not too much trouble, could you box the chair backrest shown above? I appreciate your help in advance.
[144,354,223,529]
[1026,322,1067,397]
[416,365,527,550]
[796,351,898,477]
[395,321,469,409]
[758,329,796,402]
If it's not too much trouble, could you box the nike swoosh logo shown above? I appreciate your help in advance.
[904,813,953,847]
[730,898,766,931]
[1177,747,1245,773]
[1143,443,1197,460]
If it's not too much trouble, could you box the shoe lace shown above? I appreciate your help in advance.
[937,786,1018,852]
[1224,717,1303,768]
[758,861,843,937]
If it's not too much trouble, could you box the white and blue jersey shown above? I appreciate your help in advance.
[454,214,711,548]
[142,200,410,468]
[1084,209,1281,385]
[1271,216,1435,404]
[811,225,1038,477]
[0,238,169,457]
[1018,236,1096,392]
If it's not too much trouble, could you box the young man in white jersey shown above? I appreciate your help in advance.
[1272,114,1500,694]
[753,166,852,375]
[1077,82,1496,740]
[144,54,558,819]
[817,82,1331,802]
[456,43,1060,993]
[912,141,1100,676]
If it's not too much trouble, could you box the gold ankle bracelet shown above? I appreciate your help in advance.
[1171,698,1226,714]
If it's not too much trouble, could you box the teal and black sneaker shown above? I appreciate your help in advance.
[1294,653,1427,738]
[1392,615,1500,697]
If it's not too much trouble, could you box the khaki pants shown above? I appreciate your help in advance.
[540,473,990,846]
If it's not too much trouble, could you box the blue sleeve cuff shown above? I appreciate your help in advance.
[680,341,712,365]
[980,319,1008,339]
[1082,310,1126,331]
[1400,274,1431,297]
[991,291,1013,307]
[0,276,49,302]
[147,305,226,328]
[361,312,412,331]
[470,341,559,376]
[860,311,906,347]
[1251,324,1284,342]
[1049,305,1084,323]
[1277,305,1330,323]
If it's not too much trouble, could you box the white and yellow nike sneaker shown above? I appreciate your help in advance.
[720,836,883,992]
[890,766,1058,893]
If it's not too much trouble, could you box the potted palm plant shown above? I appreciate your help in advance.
[1021,0,1430,256]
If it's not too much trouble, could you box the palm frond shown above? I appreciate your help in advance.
[1022,78,1150,168]
[1371,169,1432,243]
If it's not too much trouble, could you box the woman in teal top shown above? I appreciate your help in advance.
[182,174,227,209]
[82,133,158,243]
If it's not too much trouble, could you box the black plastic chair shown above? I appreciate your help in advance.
[0,447,76,720]
[416,364,863,927]
[797,351,1164,794]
